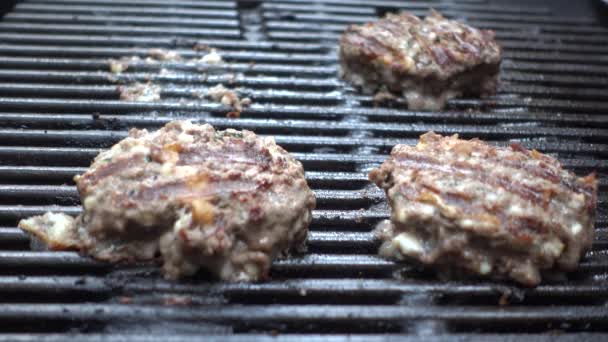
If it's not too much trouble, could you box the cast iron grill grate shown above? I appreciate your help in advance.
[0,0,607,340]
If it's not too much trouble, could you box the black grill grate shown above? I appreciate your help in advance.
[1,0,608,340]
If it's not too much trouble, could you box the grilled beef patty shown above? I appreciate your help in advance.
[339,10,501,111]
[19,121,315,281]
[370,132,597,286]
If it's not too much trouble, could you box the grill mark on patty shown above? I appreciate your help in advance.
[446,141,585,196]
[345,30,398,61]
[394,178,552,238]
[410,142,591,197]
[429,46,451,67]
[394,172,554,238]
[392,153,551,207]
[386,13,421,26]
[79,154,145,188]
[390,155,580,237]
[509,144,595,196]
[177,144,272,167]
[495,152,588,196]
[374,18,410,40]
[453,32,481,57]
[133,179,259,202]
[375,19,443,73]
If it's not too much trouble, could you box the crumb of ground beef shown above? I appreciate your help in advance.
[117,82,161,102]
[200,49,223,64]
[146,48,182,61]
[18,121,315,282]
[207,84,251,114]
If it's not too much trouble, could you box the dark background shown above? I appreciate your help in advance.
[0,0,603,17]
[0,0,606,25]
[490,0,600,19]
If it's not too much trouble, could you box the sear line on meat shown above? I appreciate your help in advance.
[370,132,597,286]
[19,121,315,282]
[339,10,501,111]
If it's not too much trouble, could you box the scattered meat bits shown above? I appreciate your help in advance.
[372,89,398,106]
[117,82,161,102]
[19,121,316,282]
[199,48,223,64]
[109,49,182,74]
[193,43,210,51]
[108,48,251,112]
[226,111,241,119]
[339,10,501,110]
[118,296,134,305]
[163,295,193,306]
[146,48,182,62]
[370,132,597,286]
[207,84,252,114]
[109,59,131,74]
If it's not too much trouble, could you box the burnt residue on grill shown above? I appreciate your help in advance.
[0,0,607,339]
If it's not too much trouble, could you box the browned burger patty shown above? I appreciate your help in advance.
[19,121,315,282]
[370,132,597,286]
[339,10,501,111]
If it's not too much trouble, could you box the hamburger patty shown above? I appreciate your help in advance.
[370,132,597,286]
[19,121,316,281]
[339,10,501,110]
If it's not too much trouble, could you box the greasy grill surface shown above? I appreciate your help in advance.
[0,0,607,340]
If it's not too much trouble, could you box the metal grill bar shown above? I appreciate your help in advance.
[1,109,607,127]
[0,23,241,38]
[22,0,236,8]
[1,303,607,324]
[0,45,333,64]
[13,3,238,17]
[2,275,608,298]
[0,68,606,88]
[265,0,550,14]
[265,20,608,41]
[1,130,606,160]
[0,38,325,53]
[262,2,551,16]
[3,13,240,27]
[0,119,607,143]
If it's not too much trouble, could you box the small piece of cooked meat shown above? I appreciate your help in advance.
[370,132,597,286]
[146,48,182,62]
[206,84,251,114]
[339,10,501,111]
[199,48,223,64]
[19,121,315,282]
[117,82,161,102]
